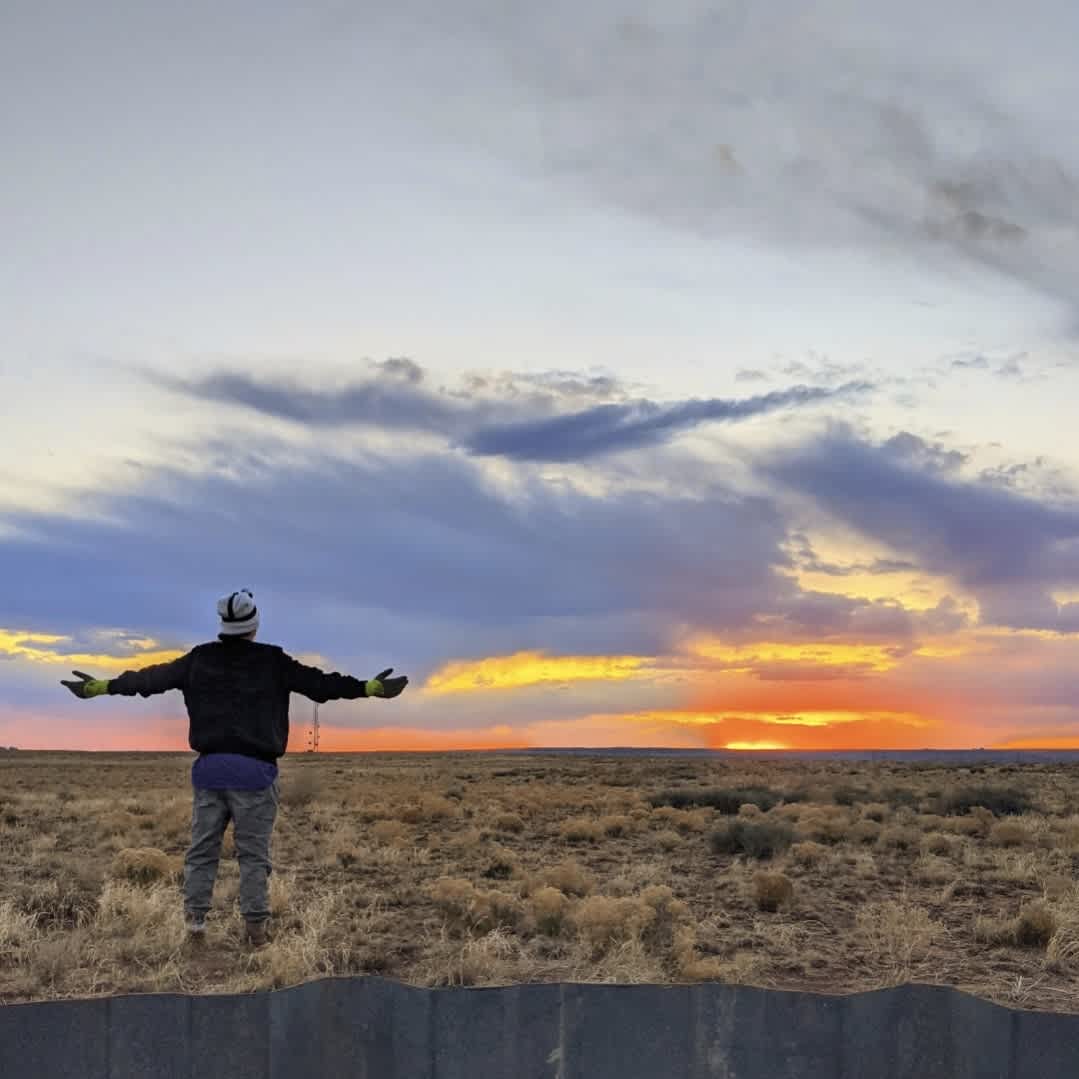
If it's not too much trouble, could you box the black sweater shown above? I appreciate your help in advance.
[108,637,370,762]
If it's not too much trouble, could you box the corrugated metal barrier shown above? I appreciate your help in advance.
[2,978,1078,1078]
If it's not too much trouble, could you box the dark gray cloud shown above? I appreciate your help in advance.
[153,367,465,432]
[763,427,1079,631]
[0,438,794,671]
[159,365,869,462]
[462,381,872,461]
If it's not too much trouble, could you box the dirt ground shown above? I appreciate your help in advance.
[3,749,1079,1013]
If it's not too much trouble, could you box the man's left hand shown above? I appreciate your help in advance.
[60,671,110,699]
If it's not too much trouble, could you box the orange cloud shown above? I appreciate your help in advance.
[688,636,903,672]
[425,650,650,693]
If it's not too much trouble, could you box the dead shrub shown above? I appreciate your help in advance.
[651,806,710,833]
[430,877,477,920]
[401,794,456,822]
[738,803,763,819]
[493,812,525,834]
[481,846,518,881]
[923,832,956,856]
[850,820,881,845]
[428,877,521,932]
[989,820,1030,848]
[1015,902,1057,948]
[560,816,604,842]
[877,826,920,852]
[795,807,851,845]
[789,841,828,868]
[599,814,633,837]
[941,816,984,837]
[974,903,1058,949]
[531,887,569,935]
[573,896,654,953]
[654,829,682,851]
[638,885,689,950]
[540,860,595,897]
[110,847,178,886]
[753,872,794,912]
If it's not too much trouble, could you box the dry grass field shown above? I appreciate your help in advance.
[4,750,1079,1013]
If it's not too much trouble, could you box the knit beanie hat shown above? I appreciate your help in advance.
[218,589,259,636]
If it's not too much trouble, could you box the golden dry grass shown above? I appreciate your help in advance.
[3,750,1079,1011]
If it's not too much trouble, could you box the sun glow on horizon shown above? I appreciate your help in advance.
[724,740,789,750]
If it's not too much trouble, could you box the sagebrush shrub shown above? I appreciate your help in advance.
[710,819,793,860]
[934,786,1032,817]
[650,787,783,815]
[753,872,793,912]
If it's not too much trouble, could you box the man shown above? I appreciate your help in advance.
[61,588,408,947]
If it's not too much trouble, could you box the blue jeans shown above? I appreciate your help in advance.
[184,782,279,923]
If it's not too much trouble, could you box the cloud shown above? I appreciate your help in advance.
[763,427,1079,631]
[159,363,870,461]
[0,436,796,668]
[462,381,872,461]
[950,354,991,371]
[881,432,968,474]
[153,366,466,433]
[0,628,183,671]
[375,0,1079,314]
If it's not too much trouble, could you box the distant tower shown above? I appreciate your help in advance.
[306,702,320,753]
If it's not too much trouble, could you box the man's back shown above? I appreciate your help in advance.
[109,636,371,761]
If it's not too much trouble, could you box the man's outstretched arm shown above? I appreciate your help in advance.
[61,653,192,700]
[281,654,408,703]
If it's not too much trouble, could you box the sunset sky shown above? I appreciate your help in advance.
[4,1,1079,752]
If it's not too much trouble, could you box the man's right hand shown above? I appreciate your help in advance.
[366,668,408,699]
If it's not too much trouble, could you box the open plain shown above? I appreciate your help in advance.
[3,750,1079,1013]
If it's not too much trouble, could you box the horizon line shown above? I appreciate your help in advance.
[2,745,1077,755]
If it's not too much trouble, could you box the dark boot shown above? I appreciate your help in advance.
[245,919,270,948]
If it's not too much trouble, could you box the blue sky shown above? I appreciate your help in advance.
[4,1,1079,750]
